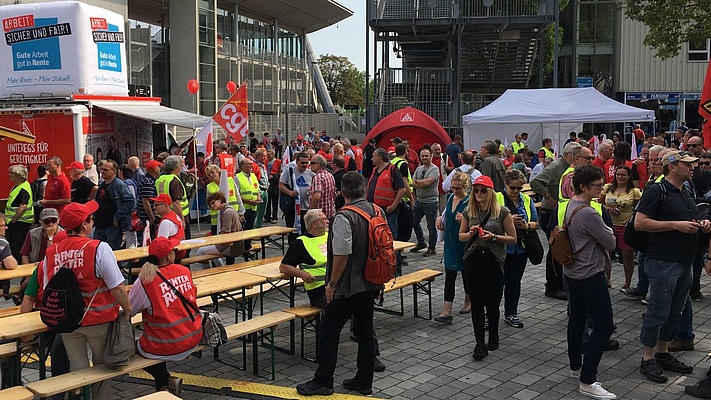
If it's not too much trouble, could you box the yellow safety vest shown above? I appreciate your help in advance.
[539,147,555,159]
[206,180,241,225]
[155,174,189,216]
[391,157,412,201]
[495,192,532,222]
[558,166,575,201]
[299,232,328,291]
[236,171,259,211]
[557,199,603,225]
[511,142,525,154]
[6,181,33,224]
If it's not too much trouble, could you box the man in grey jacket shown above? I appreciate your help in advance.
[479,140,506,192]
[531,142,581,300]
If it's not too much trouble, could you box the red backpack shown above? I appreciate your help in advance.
[342,203,397,285]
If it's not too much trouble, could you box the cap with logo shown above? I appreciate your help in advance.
[473,175,494,189]
[661,152,698,166]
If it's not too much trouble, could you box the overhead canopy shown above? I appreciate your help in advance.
[363,107,451,152]
[461,88,656,150]
[236,0,353,33]
[86,99,213,130]
[0,125,35,144]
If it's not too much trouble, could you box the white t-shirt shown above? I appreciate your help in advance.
[157,218,180,238]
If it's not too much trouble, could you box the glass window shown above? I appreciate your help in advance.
[689,38,710,62]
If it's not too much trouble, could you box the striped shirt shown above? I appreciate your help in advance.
[136,173,157,221]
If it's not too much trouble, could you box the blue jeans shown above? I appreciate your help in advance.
[93,226,123,250]
[386,209,401,275]
[565,272,614,385]
[673,296,694,342]
[640,258,692,347]
[635,252,649,294]
[412,200,438,251]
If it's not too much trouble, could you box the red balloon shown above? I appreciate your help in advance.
[226,81,237,93]
[187,79,199,94]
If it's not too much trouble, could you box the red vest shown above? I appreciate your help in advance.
[368,165,398,208]
[162,210,186,241]
[353,146,364,171]
[344,155,356,171]
[270,159,282,175]
[43,236,118,326]
[139,264,202,356]
[218,153,235,177]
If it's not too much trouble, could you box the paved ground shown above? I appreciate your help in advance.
[8,220,711,399]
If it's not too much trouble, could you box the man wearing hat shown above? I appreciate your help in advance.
[636,152,711,384]
[20,208,63,265]
[66,161,97,204]
[44,201,131,400]
[151,194,185,242]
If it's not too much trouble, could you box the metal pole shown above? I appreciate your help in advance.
[365,0,371,132]
[553,0,560,87]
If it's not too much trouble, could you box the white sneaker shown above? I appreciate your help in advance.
[579,382,616,399]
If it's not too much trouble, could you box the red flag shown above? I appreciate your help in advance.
[700,61,711,147]
[213,81,249,143]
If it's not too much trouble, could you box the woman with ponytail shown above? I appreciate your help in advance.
[128,237,202,396]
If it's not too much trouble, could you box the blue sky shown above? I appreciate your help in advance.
[308,0,399,72]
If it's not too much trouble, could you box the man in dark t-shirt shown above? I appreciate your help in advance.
[445,135,463,168]
[66,161,97,204]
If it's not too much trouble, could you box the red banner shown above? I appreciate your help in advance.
[700,61,711,147]
[213,81,249,143]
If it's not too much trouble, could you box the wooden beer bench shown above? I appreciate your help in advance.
[375,269,443,320]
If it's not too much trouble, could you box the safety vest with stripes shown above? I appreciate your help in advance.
[155,174,189,216]
[236,171,259,211]
[218,153,235,177]
[353,146,364,171]
[139,263,203,356]
[369,164,398,208]
[299,232,328,291]
[6,181,34,224]
[43,236,118,326]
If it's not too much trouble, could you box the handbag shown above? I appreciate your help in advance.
[156,271,227,349]
[130,211,146,232]
[103,310,135,369]
[279,166,295,213]
[522,230,544,265]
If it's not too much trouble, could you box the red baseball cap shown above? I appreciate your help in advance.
[296,134,304,140]
[473,175,494,189]
[60,201,99,230]
[145,160,163,170]
[149,237,181,259]
[149,194,173,205]
[64,161,84,170]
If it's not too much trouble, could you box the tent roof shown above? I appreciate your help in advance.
[363,107,451,149]
[462,88,655,125]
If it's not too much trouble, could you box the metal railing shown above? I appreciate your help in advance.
[377,0,554,19]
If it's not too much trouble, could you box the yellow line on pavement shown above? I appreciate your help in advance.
[128,370,379,399]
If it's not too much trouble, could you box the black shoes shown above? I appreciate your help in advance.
[545,290,567,300]
[342,379,373,396]
[296,380,334,396]
[640,359,668,383]
[409,243,427,253]
[434,315,453,324]
[373,356,386,372]
[655,352,693,374]
[487,334,499,351]
[472,343,489,360]
[605,339,620,351]
[423,249,436,256]
[686,377,711,398]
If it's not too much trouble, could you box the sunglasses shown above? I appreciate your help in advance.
[43,218,58,225]
[472,188,489,194]
[508,186,523,191]
[688,144,701,148]
[451,186,464,191]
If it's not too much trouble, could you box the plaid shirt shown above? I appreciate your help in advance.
[311,169,336,219]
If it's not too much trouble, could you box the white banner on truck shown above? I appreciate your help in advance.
[0,1,128,97]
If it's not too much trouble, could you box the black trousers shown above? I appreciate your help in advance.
[144,362,170,390]
[539,209,564,293]
[313,291,376,389]
[464,248,504,345]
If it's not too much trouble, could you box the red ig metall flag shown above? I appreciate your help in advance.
[700,61,711,147]
[213,80,249,143]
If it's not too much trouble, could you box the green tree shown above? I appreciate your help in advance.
[626,0,711,59]
[317,54,365,107]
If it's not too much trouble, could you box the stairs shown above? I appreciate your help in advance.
[460,34,538,91]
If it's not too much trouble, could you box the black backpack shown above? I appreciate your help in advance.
[623,182,667,252]
[40,268,86,333]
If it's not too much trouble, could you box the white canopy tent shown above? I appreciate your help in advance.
[461,88,656,153]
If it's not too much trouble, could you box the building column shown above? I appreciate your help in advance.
[169,0,199,112]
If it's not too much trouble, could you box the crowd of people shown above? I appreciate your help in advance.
[4,123,711,399]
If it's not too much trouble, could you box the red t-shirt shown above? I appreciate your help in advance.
[603,159,633,183]
[592,157,606,170]
[44,172,71,212]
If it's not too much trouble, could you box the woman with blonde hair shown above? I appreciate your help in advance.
[128,237,202,396]
[434,172,471,324]
[459,175,516,360]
